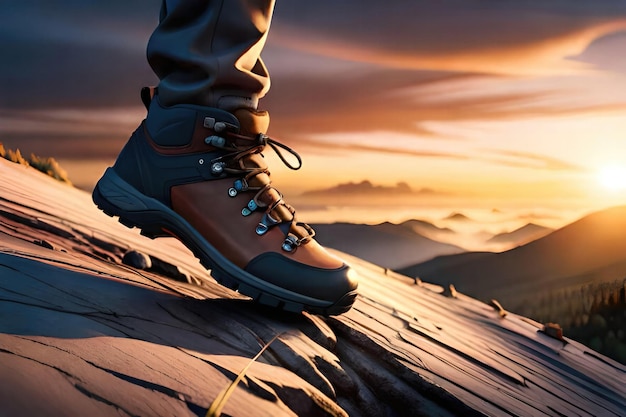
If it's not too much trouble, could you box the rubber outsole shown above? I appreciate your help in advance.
[92,168,357,316]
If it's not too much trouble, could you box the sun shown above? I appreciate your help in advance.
[597,165,626,191]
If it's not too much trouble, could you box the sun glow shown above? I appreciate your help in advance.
[597,165,626,191]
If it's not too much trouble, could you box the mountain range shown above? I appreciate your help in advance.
[311,221,465,269]
[399,205,626,309]
[486,222,553,246]
[312,219,554,269]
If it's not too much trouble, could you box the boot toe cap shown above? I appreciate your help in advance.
[245,252,359,304]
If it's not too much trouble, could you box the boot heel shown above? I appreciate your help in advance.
[93,168,152,212]
[93,168,170,238]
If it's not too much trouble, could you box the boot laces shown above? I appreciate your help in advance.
[208,130,314,252]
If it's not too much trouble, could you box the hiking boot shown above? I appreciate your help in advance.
[93,89,358,315]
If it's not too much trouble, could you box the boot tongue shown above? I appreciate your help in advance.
[232,108,270,136]
[231,108,272,188]
[232,109,309,239]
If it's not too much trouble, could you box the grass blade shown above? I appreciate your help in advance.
[206,332,282,417]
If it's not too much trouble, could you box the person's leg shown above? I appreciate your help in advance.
[147,0,273,110]
[93,0,358,315]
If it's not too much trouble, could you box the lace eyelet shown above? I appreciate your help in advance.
[282,235,299,252]
[211,162,225,175]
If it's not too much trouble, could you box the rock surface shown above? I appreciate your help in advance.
[0,158,624,417]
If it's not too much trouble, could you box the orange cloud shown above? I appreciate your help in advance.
[481,150,588,172]
[265,66,626,144]
[293,137,469,160]
[273,21,626,76]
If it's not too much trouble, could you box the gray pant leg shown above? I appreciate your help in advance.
[147,0,275,110]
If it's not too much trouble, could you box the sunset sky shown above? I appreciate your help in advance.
[2,0,626,228]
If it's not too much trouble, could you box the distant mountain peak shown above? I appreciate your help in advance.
[443,212,472,222]
[310,221,465,269]
[486,222,553,245]
[302,180,444,197]
[398,219,455,234]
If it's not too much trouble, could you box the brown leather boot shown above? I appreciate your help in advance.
[93,90,358,315]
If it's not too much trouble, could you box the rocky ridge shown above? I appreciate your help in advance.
[0,158,624,417]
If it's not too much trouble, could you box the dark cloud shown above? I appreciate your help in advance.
[0,107,142,159]
[0,0,159,109]
[0,38,156,109]
[273,0,626,57]
[575,30,626,71]
[2,0,626,163]
[3,0,626,110]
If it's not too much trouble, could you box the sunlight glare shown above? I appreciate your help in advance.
[597,166,626,191]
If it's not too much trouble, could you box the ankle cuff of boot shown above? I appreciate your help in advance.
[145,96,240,147]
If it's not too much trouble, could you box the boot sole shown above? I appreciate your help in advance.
[92,168,356,316]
